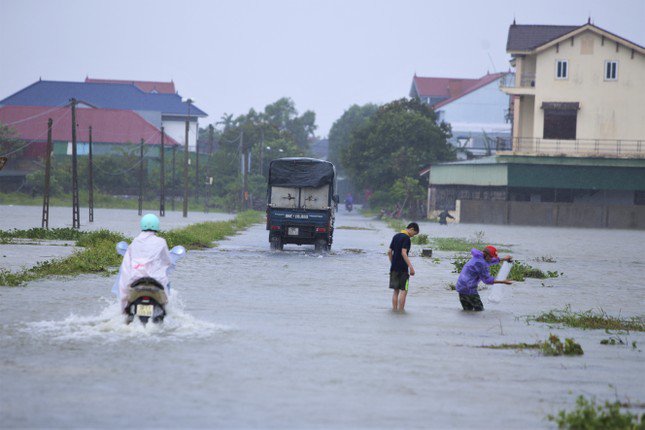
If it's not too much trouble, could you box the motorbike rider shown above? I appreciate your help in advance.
[345,194,354,210]
[115,214,172,311]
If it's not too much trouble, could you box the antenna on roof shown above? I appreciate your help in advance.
[487,53,497,73]
[512,16,516,25]
[587,16,592,25]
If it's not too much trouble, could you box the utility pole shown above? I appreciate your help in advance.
[183,99,192,217]
[195,130,200,203]
[241,130,249,210]
[159,126,165,216]
[41,118,53,229]
[88,126,94,222]
[70,98,80,229]
[204,124,214,212]
[171,145,176,211]
[138,137,144,216]
[259,126,264,176]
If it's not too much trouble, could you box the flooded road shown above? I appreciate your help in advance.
[0,206,643,428]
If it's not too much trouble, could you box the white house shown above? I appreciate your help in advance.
[410,72,513,157]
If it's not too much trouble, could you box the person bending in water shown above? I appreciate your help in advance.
[388,222,419,311]
[456,245,512,311]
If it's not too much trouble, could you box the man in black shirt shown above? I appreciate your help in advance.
[388,222,420,311]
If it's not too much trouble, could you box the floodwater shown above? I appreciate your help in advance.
[0,205,643,429]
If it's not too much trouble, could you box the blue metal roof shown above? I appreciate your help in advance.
[0,80,207,117]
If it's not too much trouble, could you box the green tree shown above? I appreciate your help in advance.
[0,123,24,158]
[342,98,454,194]
[328,103,378,173]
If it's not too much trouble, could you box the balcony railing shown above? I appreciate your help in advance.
[508,137,645,157]
[519,73,536,87]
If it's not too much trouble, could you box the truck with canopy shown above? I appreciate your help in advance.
[266,157,338,251]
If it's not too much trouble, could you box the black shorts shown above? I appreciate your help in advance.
[389,271,410,291]
[459,293,484,311]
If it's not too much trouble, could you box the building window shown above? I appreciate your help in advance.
[543,110,577,140]
[605,61,618,80]
[555,60,568,79]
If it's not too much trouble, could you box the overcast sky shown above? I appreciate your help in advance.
[1,0,643,136]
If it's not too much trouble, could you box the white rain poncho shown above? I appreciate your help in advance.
[115,231,172,310]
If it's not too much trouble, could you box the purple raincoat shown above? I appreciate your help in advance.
[455,248,499,295]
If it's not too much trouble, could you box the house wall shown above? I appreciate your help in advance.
[458,199,645,229]
[532,30,645,141]
[439,77,511,130]
[517,95,535,139]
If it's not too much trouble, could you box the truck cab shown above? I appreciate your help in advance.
[266,157,338,251]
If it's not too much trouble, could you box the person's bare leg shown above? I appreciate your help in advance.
[392,289,399,310]
[398,290,408,311]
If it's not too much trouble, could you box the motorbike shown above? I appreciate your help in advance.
[115,241,186,325]
[345,201,353,212]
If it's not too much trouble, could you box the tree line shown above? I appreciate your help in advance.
[2,96,456,216]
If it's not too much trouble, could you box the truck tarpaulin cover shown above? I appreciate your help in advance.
[269,158,335,188]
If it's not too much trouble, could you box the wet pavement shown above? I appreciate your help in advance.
[0,206,643,428]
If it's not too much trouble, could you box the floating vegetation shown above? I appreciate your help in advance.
[412,234,429,245]
[541,334,584,356]
[0,211,262,287]
[482,334,583,356]
[530,305,645,332]
[598,335,638,349]
[343,248,365,254]
[535,255,557,263]
[451,257,560,281]
[335,226,375,231]
[481,342,541,350]
[445,282,487,291]
[433,237,484,253]
[548,395,644,429]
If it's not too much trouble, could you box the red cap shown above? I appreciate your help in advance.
[484,245,498,259]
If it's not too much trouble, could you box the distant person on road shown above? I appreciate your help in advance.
[455,245,512,311]
[438,209,454,225]
[345,194,354,212]
[388,222,420,311]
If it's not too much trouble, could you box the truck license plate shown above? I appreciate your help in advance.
[288,227,299,236]
[136,304,153,317]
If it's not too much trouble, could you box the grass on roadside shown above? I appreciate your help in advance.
[0,211,263,287]
[529,305,645,332]
[159,210,263,249]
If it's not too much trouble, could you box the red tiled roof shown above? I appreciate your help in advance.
[413,76,479,99]
[0,105,179,146]
[85,77,176,94]
[432,72,508,109]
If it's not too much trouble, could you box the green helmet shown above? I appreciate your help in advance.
[140,213,160,231]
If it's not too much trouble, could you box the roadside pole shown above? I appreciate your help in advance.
[160,127,165,216]
[70,98,80,229]
[88,126,94,222]
[138,138,144,216]
[41,118,53,229]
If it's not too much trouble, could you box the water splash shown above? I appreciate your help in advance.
[18,292,233,344]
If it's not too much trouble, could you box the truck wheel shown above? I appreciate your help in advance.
[270,236,283,251]
[314,239,329,253]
